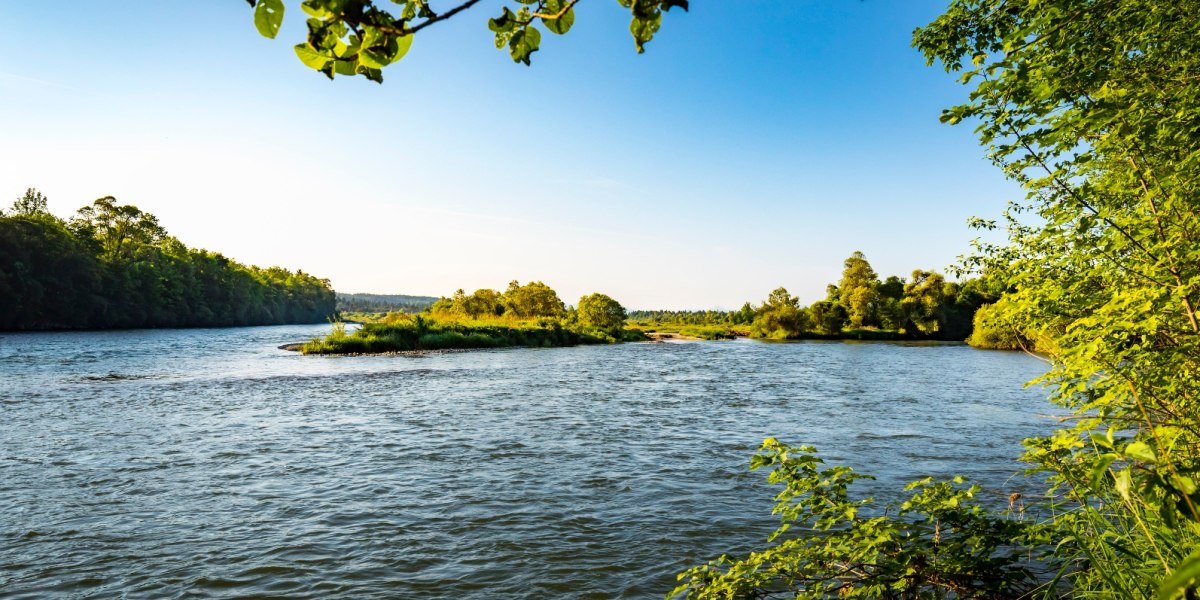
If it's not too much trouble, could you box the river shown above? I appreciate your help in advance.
[0,324,1051,598]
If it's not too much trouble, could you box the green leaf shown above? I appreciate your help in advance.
[1125,441,1157,463]
[1158,551,1200,600]
[360,48,389,69]
[293,44,332,71]
[1114,469,1133,501]
[629,12,662,53]
[392,34,414,63]
[333,59,357,76]
[509,26,541,65]
[253,0,285,39]
[542,0,575,35]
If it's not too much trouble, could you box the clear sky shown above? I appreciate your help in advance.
[0,1,1016,309]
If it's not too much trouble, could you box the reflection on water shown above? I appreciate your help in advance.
[0,325,1051,597]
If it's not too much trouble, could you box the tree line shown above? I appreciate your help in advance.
[630,251,1002,341]
[305,281,634,353]
[428,281,628,332]
[0,189,336,330]
[336,292,438,314]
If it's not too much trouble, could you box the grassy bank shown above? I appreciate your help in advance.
[301,315,642,354]
[628,321,750,340]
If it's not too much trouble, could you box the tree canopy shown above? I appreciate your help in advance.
[0,191,335,330]
[577,292,627,331]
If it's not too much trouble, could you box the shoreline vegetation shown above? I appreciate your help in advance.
[299,251,1020,354]
[300,283,641,354]
[0,190,336,330]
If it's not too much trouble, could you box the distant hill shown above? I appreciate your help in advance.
[336,292,439,314]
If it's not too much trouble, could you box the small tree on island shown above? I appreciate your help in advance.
[577,293,626,331]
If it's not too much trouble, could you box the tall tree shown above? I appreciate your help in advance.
[900,269,948,335]
[71,197,166,263]
[9,188,49,216]
[838,251,881,328]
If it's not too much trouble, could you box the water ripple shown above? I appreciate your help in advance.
[0,325,1053,598]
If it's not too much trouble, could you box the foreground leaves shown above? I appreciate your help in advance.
[670,440,1051,599]
[247,0,688,81]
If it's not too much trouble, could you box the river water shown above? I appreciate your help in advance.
[0,324,1051,598]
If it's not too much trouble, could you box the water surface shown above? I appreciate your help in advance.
[0,325,1051,598]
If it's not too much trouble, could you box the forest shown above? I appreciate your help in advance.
[0,189,336,330]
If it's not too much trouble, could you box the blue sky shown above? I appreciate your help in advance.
[0,1,1016,309]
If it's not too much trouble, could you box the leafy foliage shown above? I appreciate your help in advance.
[840,251,882,328]
[578,292,627,331]
[0,190,335,330]
[502,280,566,318]
[675,1,1200,598]
[671,439,1050,599]
[300,312,618,353]
[751,287,809,339]
[247,0,688,81]
[914,0,1200,595]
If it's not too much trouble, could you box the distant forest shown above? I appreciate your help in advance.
[336,292,438,314]
[0,189,336,330]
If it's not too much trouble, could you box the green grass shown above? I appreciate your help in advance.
[301,315,642,354]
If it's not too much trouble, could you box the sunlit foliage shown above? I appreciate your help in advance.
[247,0,687,81]
[677,0,1200,597]
[578,292,627,331]
[0,191,335,330]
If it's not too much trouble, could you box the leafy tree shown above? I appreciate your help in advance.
[246,0,688,82]
[751,287,808,339]
[9,188,49,216]
[878,275,905,301]
[0,210,103,329]
[731,302,756,325]
[807,300,848,335]
[503,280,565,318]
[433,287,507,318]
[838,251,881,328]
[824,283,840,303]
[915,0,1200,590]
[577,292,626,331]
[876,278,907,331]
[900,269,948,335]
[71,197,167,263]
[462,288,505,318]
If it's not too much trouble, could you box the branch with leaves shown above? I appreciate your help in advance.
[247,0,688,81]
